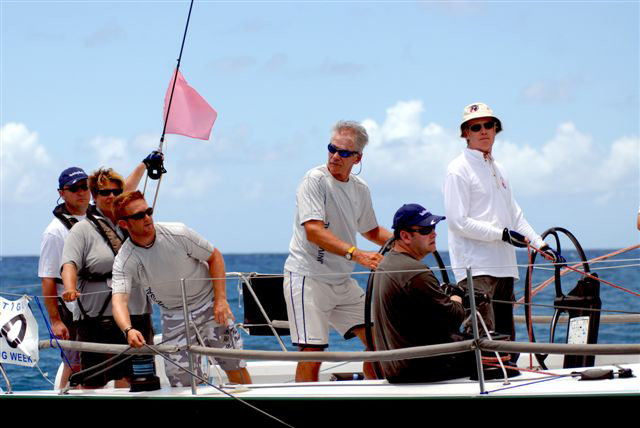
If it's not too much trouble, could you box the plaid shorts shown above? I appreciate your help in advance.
[161,301,246,387]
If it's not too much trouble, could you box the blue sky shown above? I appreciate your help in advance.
[1,0,638,256]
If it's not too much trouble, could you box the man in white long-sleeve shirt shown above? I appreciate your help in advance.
[443,103,562,341]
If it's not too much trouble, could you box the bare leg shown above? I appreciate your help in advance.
[352,327,377,380]
[295,346,323,382]
[225,368,252,384]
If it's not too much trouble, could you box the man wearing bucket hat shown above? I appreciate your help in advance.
[444,103,563,344]
[372,203,472,382]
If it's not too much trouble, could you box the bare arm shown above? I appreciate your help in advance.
[208,248,232,324]
[123,163,146,193]
[61,263,80,302]
[112,292,145,347]
[41,277,69,339]
[304,220,384,270]
[361,226,392,246]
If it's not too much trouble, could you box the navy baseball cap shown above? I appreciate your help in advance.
[58,167,88,189]
[392,203,445,230]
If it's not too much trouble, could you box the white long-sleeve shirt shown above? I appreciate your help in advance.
[443,148,544,282]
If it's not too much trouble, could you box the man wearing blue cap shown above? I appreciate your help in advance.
[38,167,90,388]
[372,203,471,383]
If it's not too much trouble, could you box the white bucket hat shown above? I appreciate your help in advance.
[460,102,502,137]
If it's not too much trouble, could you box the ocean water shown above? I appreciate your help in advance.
[1,249,638,391]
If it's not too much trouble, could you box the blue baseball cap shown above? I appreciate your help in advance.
[392,203,445,230]
[58,167,88,189]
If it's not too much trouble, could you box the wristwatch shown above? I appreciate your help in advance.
[344,246,356,260]
[123,326,133,339]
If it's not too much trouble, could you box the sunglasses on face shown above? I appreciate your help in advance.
[409,226,435,235]
[328,143,359,158]
[122,207,153,221]
[468,121,495,133]
[63,183,89,193]
[97,188,123,197]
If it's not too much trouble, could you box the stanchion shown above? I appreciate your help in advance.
[181,278,197,395]
[467,267,486,394]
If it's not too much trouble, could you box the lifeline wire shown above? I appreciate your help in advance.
[33,296,76,374]
[144,344,295,428]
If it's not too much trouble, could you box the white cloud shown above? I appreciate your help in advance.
[89,135,129,169]
[0,123,52,202]
[83,20,126,47]
[362,100,640,201]
[522,79,577,103]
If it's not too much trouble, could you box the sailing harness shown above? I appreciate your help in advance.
[52,203,82,319]
[74,204,126,321]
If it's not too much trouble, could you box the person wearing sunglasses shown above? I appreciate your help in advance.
[60,167,153,388]
[284,120,392,382]
[443,103,562,353]
[372,203,473,382]
[38,167,90,389]
[109,191,252,387]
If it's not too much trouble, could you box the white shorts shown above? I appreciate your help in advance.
[283,270,365,348]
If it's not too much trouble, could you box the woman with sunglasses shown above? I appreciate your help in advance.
[60,167,153,388]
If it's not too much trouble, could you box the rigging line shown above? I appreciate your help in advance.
[528,242,640,298]
[33,296,76,372]
[143,344,295,428]
[494,298,640,316]
[65,349,134,391]
[485,374,568,395]
[159,0,194,150]
[482,362,564,377]
[518,244,640,302]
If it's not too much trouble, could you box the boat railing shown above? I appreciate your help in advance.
[3,250,639,395]
[33,264,640,396]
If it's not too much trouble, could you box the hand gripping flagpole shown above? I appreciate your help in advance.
[143,0,196,210]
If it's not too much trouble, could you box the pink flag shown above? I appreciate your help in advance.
[163,69,217,140]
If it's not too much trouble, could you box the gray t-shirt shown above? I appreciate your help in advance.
[111,222,215,312]
[61,216,151,317]
[284,165,379,285]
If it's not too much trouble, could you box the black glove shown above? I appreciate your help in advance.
[502,228,528,248]
[143,151,166,180]
[442,283,464,299]
[540,244,566,266]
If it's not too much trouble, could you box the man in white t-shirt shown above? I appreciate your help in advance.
[110,191,251,387]
[443,103,563,342]
[38,167,89,388]
[284,120,392,382]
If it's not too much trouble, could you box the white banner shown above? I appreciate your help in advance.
[0,296,39,367]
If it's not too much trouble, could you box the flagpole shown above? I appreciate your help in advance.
[159,0,195,153]
[145,0,195,206]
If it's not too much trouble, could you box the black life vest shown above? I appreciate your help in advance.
[52,203,81,230]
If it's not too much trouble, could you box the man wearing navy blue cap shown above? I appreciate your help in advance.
[372,203,471,383]
[38,166,90,388]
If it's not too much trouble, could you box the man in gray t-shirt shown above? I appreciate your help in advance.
[284,120,392,382]
[110,191,251,387]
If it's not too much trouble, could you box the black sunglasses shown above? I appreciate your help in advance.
[468,121,495,132]
[122,207,153,221]
[328,143,359,158]
[409,226,435,235]
[97,188,123,197]
[62,183,89,193]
